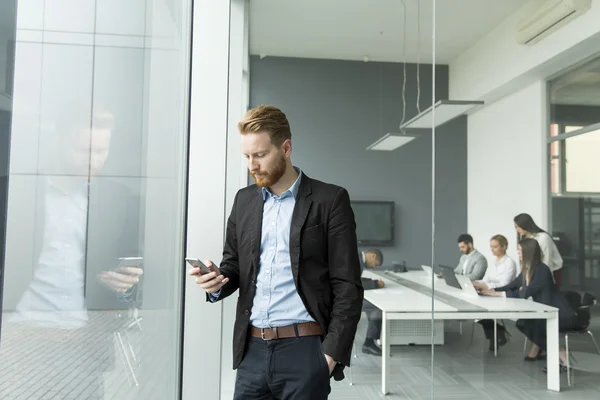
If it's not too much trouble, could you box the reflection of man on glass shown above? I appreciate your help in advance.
[4,107,142,399]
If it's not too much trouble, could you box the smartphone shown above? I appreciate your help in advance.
[118,257,144,269]
[185,257,220,276]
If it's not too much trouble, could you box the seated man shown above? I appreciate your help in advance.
[454,233,487,281]
[360,249,385,356]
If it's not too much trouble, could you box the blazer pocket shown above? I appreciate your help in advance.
[303,223,324,240]
[301,223,324,259]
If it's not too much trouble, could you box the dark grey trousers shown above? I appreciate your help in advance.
[234,336,331,400]
[363,300,382,340]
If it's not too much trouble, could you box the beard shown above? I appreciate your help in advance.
[251,154,287,188]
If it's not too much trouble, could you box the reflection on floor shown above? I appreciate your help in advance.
[331,311,600,399]
[0,311,175,400]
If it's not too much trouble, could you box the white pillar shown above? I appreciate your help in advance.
[220,0,249,399]
[182,0,247,399]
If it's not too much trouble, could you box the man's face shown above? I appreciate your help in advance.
[458,241,472,255]
[241,131,289,188]
[61,127,111,176]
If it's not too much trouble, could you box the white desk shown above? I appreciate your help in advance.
[362,270,561,395]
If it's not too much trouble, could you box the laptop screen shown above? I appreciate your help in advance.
[438,265,462,290]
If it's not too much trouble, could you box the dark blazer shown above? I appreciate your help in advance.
[359,252,379,291]
[84,178,141,310]
[495,263,577,322]
[210,173,364,373]
[361,276,380,291]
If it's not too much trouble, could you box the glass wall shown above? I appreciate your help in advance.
[549,56,600,299]
[240,0,600,398]
[0,1,193,399]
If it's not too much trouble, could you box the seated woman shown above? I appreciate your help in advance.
[473,234,517,351]
[482,238,579,368]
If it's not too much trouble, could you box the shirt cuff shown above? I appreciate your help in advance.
[209,290,221,302]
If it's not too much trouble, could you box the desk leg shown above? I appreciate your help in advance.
[546,314,560,392]
[381,312,390,395]
[493,320,497,357]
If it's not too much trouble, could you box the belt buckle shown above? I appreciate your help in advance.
[260,328,271,341]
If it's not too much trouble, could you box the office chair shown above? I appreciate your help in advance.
[523,291,599,387]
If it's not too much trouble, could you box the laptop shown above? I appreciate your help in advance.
[437,265,479,296]
[437,265,461,290]
[456,275,479,296]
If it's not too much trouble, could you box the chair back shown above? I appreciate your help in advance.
[563,290,596,331]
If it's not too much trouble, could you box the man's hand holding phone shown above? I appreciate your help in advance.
[186,258,229,294]
[99,257,144,293]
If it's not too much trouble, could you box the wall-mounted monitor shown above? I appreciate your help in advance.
[351,201,395,246]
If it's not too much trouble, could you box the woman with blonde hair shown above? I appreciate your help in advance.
[473,234,517,351]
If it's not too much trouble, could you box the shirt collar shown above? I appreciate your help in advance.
[262,167,302,200]
[495,255,507,264]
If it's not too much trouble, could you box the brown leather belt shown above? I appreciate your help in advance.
[249,321,323,340]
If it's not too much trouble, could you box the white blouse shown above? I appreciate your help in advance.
[479,255,517,289]
[533,232,563,272]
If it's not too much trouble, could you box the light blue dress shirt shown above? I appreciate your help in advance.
[13,179,89,329]
[250,169,314,328]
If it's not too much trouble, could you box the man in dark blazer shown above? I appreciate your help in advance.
[191,105,364,400]
[359,249,384,356]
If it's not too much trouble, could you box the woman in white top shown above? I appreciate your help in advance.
[514,213,563,289]
[473,234,517,351]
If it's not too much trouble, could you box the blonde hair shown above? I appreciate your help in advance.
[490,234,508,249]
[238,105,291,147]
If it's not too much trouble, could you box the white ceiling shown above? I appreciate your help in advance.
[249,0,525,64]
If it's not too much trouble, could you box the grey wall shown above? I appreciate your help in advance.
[249,56,467,268]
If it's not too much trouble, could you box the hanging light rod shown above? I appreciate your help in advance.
[366,133,418,151]
[399,100,484,130]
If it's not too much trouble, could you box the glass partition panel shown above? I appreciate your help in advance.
[549,56,600,384]
[429,0,578,397]
[0,1,193,399]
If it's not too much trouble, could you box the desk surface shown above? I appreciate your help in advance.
[363,270,556,314]
[364,270,562,394]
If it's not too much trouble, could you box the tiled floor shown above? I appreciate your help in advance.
[2,310,599,399]
[331,311,600,399]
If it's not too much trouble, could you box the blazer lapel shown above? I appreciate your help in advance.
[289,175,312,283]
[249,187,264,277]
